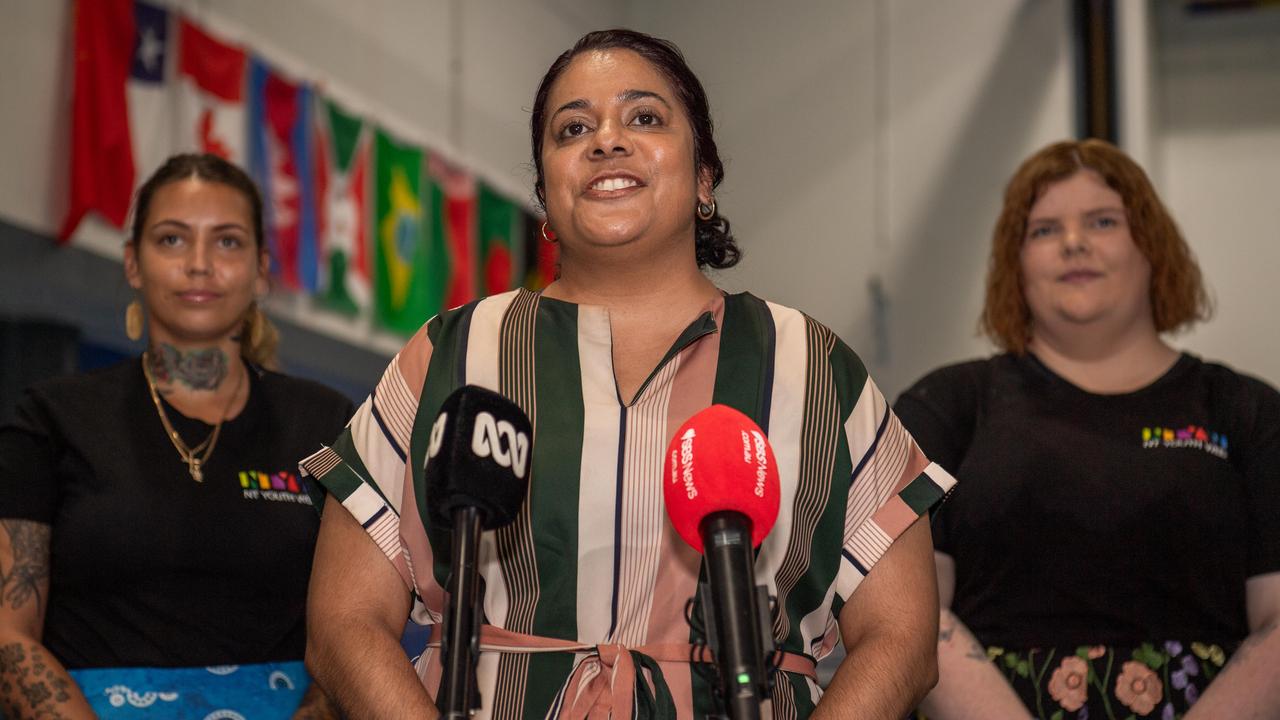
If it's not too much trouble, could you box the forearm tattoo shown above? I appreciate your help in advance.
[0,643,74,719]
[0,520,49,610]
[939,611,990,661]
[149,343,229,391]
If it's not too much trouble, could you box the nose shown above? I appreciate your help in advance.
[187,237,213,275]
[1061,224,1089,257]
[591,118,631,158]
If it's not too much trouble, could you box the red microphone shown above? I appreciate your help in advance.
[663,404,780,720]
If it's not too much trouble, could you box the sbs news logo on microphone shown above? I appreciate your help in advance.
[429,409,531,480]
[668,421,773,501]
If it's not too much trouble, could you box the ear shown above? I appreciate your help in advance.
[124,242,143,290]
[696,166,714,205]
[255,248,270,297]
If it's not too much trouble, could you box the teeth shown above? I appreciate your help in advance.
[593,177,638,192]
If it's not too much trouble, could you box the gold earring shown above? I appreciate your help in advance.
[125,300,144,341]
[697,199,717,221]
[246,303,265,349]
[540,220,557,243]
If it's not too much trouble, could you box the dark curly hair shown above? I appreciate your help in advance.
[530,28,740,269]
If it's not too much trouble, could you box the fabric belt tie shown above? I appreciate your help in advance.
[429,624,818,720]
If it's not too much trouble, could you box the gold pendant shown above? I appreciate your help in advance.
[190,458,204,483]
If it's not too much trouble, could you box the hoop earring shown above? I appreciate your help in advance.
[540,220,557,243]
[697,199,717,221]
[125,299,144,341]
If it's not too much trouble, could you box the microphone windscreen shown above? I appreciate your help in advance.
[424,385,532,531]
[662,404,781,552]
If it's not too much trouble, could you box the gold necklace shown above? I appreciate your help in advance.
[141,351,245,482]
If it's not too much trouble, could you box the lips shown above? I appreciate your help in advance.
[584,172,645,197]
[176,290,223,303]
[1058,270,1102,283]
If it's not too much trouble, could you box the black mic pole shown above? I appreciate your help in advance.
[701,511,765,720]
[437,505,483,719]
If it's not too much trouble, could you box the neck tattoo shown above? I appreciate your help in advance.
[149,344,229,392]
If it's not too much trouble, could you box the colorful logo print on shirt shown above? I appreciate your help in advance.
[238,470,314,505]
[1141,424,1228,460]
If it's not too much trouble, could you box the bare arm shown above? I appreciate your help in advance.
[306,495,438,719]
[291,682,341,720]
[1183,571,1280,719]
[813,516,938,720]
[917,552,1033,720]
[0,519,95,719]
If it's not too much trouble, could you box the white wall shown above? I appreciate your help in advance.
[628,0,1075,397]
[1152,3,1280,387]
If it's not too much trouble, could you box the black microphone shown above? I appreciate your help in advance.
[424,385,532,719]
[663,405,781,720]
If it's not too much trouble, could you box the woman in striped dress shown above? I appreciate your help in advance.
[304,29,954,720]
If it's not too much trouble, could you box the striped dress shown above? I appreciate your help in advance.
[302,288,955,719]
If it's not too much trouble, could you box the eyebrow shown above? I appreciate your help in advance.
[550,89,673,121]
[1028,206,1126,223]
[149,219,249,233]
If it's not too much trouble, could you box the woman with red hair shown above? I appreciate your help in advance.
[897,139,1280,719]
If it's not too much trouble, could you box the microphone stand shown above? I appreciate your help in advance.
[437,505,483,719]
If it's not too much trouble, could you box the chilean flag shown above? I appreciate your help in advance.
[175,18,246,165]
[61,0,173,241]
[247,58,318,291]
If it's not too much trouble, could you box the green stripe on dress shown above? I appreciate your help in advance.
[521,295,584,718]
[712,293,775,426]
[411,303,478,588]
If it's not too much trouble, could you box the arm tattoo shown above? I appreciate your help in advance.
[0,520,50,610]
[0,643,73,719]
[939,611,990,661]
[150,343,229,391]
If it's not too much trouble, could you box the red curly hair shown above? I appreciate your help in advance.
[980,139,1211,354]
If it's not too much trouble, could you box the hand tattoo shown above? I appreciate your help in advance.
[0,520,50,610]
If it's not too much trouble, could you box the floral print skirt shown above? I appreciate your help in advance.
[987,641,1229,720]
[913,640,1232,720]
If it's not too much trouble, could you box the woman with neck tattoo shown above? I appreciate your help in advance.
[0,154,353,718]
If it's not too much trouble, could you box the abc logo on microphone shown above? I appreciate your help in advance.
[423,386,533,531]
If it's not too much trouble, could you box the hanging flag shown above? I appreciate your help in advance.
[476,183,521,296]
[247,58,318,291]
[61,0,173,242]
[313,97,370,314]
[374,130,437,334]
[428,155,476,310]
[127,1,175,188]
[522,210,557,290]
[176,18,247,165]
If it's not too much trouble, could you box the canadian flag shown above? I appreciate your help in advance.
[175,18,246,165]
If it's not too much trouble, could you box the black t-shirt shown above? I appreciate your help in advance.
[0,358,353,668]
[894,353,1280,648]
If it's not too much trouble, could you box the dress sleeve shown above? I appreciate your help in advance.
[299,323,435,596]
[0,390,60,523]
[1239,374,1280,578]
[893,363,981,555]
[835,374,957,603]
